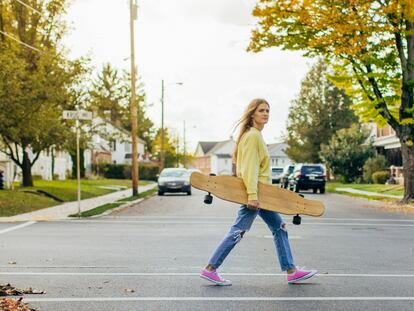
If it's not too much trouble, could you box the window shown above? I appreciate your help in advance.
[111,140,116,151]
[125,142,131,152]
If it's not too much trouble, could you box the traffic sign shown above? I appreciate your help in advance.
[63,110,93,120]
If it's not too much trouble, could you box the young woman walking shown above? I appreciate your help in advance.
[200,98,317,286]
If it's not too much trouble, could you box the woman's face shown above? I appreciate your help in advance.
[252,103,270,127]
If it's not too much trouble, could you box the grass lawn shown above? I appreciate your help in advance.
[326,182,404,196]
[70,188,157,217]
[0,179,153,217]
[15,179,151,202]
[0,190,57,217]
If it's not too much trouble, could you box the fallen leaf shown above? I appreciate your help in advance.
[124,288,135,293]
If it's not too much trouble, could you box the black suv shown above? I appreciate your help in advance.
[280,165,295,189]
[288,164,326,194]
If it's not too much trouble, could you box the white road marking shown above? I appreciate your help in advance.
[63,220,414,227]
[0,221,36,234]
[1,272,414,277]
[102,216,414,223]
[21,297,414,302]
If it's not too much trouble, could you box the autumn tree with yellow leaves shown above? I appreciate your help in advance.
[249,0,414,203]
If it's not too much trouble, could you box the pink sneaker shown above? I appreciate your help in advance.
[200,269,232,286]
[287,267,317,284]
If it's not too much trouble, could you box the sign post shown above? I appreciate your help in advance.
[63,110,93,217]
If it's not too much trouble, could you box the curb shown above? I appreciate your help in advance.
[89,191,158,218]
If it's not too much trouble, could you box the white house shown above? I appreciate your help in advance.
[267,143,293,167]
[193,139,235,175]
[84,116,147,174]
[0,117,147,187]
[193,139,294,176]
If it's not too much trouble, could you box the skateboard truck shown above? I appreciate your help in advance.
[292,194,304,225]
[204,192,213,204]
[203,173,217,205]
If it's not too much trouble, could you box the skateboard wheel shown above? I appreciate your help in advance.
[293,214,301,225]
[204,194,213,204]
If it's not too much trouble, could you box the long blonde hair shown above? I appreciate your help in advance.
[232,98,270,165]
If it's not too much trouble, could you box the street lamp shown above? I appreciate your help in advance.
[160,80,183,171]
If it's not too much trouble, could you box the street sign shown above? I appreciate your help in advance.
[63,110,93,120]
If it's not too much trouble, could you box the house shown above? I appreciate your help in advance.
[192,139,293,175]
[192,139,235,175]
[267,143,293,167]
[0,117,147,186]
[370,123,403,181]
[84,116,147,174]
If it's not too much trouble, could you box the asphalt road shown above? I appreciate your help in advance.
[1,189,414,311]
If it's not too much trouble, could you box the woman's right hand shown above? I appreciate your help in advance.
[247,200,259,210]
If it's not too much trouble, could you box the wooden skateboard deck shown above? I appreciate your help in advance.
[190,172,325,217]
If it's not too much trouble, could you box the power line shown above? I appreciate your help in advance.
[14,0,42,15]
[0,29,42,52]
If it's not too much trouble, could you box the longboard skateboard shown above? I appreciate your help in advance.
[190,172,325,218]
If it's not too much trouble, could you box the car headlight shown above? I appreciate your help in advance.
[184,181,190,186]
[158,181,166,186]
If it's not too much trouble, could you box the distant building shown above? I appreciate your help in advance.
[193,139,235,175]
[267,143,293,167]
[369,122,403,182]
[0,116,147,187]
[192,139,293,175]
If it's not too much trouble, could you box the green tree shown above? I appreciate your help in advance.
[152,128,182,168]
[0,0,85,186]
[90,65,155,154]
[320,124,374,183]
[249,0,414,203]
[285,60,358,163]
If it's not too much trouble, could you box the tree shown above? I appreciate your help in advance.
[152,128,182,168]
[0,0,84,186]
[90,65,156,154]
[249,0,414,202]
[285,60,358,163]
[320,124,374,183]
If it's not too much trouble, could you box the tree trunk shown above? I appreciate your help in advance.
[400,141,414,204]
[22,150,33,187]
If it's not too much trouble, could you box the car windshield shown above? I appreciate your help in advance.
[302,166,323,174]
[160,170,187,177]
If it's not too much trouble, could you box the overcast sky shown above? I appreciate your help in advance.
[63,0,314,152]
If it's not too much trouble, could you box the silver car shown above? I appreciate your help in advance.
[157,168,191,195]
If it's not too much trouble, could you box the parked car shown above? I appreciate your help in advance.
[288,164,326,194]
[271,166,284,184]
[157,168,191,195]
[280,165,295,189]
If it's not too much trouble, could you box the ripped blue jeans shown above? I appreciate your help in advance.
[208,205,295,271]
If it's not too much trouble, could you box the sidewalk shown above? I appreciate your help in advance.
[335,187,402,198]
[0,183,157,222]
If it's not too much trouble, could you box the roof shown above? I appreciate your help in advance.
[198,142,219,154]
[267,143,288,157]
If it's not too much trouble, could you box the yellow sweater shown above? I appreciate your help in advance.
[236,127,271,200]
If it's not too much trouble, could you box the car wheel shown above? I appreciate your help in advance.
[320,187,325,194]
[187,190,192,195]
[158,190,164,196]
[313,188,317,194]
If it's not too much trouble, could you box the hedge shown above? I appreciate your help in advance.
[372,171,390,184]
[93,163,159,181]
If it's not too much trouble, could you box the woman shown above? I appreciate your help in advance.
[200,98,317,286]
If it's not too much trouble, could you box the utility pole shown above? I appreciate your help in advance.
[160,79,165,171]
[130,0,139,196]
[183,120,186,168]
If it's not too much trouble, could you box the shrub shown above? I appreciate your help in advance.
[32,174,43,180]
[93,163,159,181]
[363,155,387,183]
[372,171,390,184]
